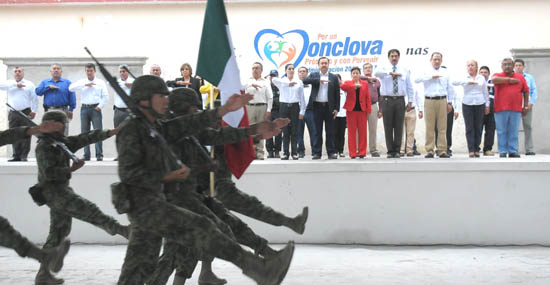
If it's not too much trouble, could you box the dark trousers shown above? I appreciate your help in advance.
[463,104,485,153]
[114,107,130,128]
[381,96,405,154]
[334,116,347,154]
[280,103,300,156]
[8,108,31,159]
[313,102,336,156]
[80,105,103,159]
[435,105,454,152]
[482,98,496,152]
[266,108,282,154]
[297,109,316,155]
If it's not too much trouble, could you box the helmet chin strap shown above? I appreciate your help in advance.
[140,98,165,119]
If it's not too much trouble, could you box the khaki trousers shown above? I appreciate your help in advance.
[424,98,448,154]
[368,103,379,153]
[246,104,267,157]
[401,108,417,154]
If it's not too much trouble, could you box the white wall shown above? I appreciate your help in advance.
[1,0,549,155]
[1,158,550,245]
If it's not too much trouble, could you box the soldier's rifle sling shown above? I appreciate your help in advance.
[6,103,80,162]
[84,47,183,170]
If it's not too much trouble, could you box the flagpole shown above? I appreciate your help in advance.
[209,85,215,198]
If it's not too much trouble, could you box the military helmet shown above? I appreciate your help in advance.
[168,88,201,114]
[42,110,68,124]
[130,75,170,102]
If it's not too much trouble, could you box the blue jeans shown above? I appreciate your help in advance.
[297,109,317,155]
[80,105,103,158]
[494,110,521,154]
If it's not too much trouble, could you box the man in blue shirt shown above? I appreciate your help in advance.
[36,64,76,134]
[514,59,538,155]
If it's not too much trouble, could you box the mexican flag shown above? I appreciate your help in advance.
[196,0,255,179]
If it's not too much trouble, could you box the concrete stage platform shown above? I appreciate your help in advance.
[1,155,549,245]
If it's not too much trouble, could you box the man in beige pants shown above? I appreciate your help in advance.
[401,88,423,156]
[362,63,382,157]
[415,52,456,158]
[243,62,273,159]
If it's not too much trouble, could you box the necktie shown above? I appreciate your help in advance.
[392,66,398,95]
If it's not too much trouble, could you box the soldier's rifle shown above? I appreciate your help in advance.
[84,47,183,170]
[6,103,80,162]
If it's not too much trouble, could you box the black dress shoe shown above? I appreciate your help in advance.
[274,152,280,158]
[350,156,356,159]
[399,153,405,157]
[439,152,450,158]
[82,157,91,161]
[312,154,321,160]
[509,153,521,158]
[96,157,103,161]
[413,150,421,156]
[328,153,338,159]
[406,153,414,157]
[387,153,393,158]
[8,158,21,162]
[526,152,536,156]
[281,154,289,160]
[425,153,434,158]
[267,152,275,159]
[499,153,508,158]
[393,153,401,158]
[338,152,345,158]
[358,155,365,159]
[299,153,305,158]
[20,158,28,162]
[371,152,380,157]
[291,154,299,160]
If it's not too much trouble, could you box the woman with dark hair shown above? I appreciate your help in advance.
[453,60,489,158]
[340,67,371,158]
[272,63,306,160]
[167,63,204,109]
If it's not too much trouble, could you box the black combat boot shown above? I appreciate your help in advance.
[240,241,294,285]
[286,207,309,235]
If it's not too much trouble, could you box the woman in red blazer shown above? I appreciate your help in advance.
[340,67,371,158]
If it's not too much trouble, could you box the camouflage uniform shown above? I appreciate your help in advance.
[116,110,249,285]
[116,77,294,285]
[0,127,35,257]
[214,145,294,227]
[33,112,126,249]
[149,121,273,284]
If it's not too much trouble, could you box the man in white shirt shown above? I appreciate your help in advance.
[415,52,456,158]
[243,62,273,160]
[375,49,414,158]
[296,66,317,158]
[303,57,341,160]
[69,63,109,161]
[0,66,38,161]
[114,64,134,128]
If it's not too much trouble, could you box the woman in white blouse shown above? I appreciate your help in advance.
[452,60,490,158]
[272,64,306,160]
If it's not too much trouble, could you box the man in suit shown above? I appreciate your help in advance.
[303,57,340,160]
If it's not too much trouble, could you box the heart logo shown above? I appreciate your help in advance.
[254,29,309,70]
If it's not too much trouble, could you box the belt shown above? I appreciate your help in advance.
[82,103,99,107]
[247,103,267,106]
[314,101,328,106]
[10,107,31,112]
[425,96,447,100]
[47,105,68,110]
[115,106,129,111]
[281,102,299,105]
[382,95,404,99]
